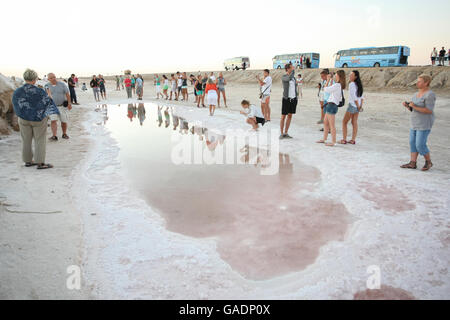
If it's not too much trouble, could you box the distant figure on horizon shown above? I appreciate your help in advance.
[438,47,446,66]
[169,74,177,101]
[124,75,132,99]
[136,74,144,100]
[194,75,204,108]
[431,47,438,66]
[68,74,79,105]
[181,72,188,101]
[154,74,163,99]
[401,75,436,171]
[162,75,169,100]
[116,75,120,90]
[296,73,303,99]
[98,74,106,100]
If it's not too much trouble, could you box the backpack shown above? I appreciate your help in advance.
[338,88,345,107]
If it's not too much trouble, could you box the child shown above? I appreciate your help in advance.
[81,83,87,91]
[240,99,265,131]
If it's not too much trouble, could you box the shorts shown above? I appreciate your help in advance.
[431,57,436,61]
[325,102,338,115]
[49,106,69,123]
[182,86,188,90]
[218,87,225,92]
[207,91,218,105]
[261,94,270,103]
[100,86,106,93]
[171,86,177,92]
[281,98,297,115]
[347,104,359,114]
[136,86,143,96]
[177,86,182,93]
[255,117,265,126]
[163,85,169,90]
[196,90,203,96]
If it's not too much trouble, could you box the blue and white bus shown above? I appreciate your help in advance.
[273,53,320,69]
[334,46,410,68]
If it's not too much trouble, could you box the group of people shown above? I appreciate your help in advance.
[430,47,449,66]
[153,72,228,116]
[115,74,145,100]
[89,75,107,102]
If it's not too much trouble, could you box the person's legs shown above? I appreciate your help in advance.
[222,90,227,107]
[18,118,33,163]
[246,118,258,130]
[51,120,58,137]
[409,129,419,162]
[280,114,286,135]
[328,114,336,144]
[61,122,68,135]
[416,130,431,158]
[342,111,351,141]
[319,101,325,123]
[322,114,330,141]
[33,118,48,164]
[261,101,267,120]
[266,96,271,121]
[351,113,359,141]
[285,114,292,134]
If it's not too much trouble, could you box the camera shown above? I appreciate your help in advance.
[404,101,413,112]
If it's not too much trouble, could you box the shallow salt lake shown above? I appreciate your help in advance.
[100,103,351,281]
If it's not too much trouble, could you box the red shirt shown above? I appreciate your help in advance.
[124,78,131,87]
[205,83,217,93]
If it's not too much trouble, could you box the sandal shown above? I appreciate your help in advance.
[62,134,69,139]
[348,140,356,145]
[49,136,58,141]
[338,140,347,144]
[421,161,433,171]
[37,163,54,170]
[400,161,417,169]
[25,162,38,167]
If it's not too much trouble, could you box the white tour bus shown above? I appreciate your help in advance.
[224,57,250,71]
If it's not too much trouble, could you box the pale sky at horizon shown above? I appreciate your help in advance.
[1,0,449,78]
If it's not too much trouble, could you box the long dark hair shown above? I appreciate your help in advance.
[353,70,363,97]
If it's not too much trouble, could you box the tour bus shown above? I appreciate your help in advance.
[224,57,250,70]
[272,53,320,69]
[334,46,410,68]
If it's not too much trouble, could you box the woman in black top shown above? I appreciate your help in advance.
[195,75,205,108]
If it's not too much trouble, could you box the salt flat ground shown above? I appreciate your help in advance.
[0,80,449,299]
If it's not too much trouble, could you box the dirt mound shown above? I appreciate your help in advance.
[0,74,19,134]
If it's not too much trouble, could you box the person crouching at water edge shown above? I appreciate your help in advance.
[316,70,346,147]
[205,78,218,116]
[240,100,265,131]
[401,74,436,171]
[340,70,364,145]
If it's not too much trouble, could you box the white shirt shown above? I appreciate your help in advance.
[431,50,438,58]
[247,104,264,119]
[210,75,216,81]
[177,77,183,86]
[288,77,296,99]
[349,82,364,108]
[297,77,303,86]
[261,76,272,95]
[324,83,343,105]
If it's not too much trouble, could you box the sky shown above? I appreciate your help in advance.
[1,0,449,77]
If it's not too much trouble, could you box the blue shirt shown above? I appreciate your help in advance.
[12,84,59,122]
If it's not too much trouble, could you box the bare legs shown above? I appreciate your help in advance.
[280,114,292,135]
[342,112,359,142]
[51,120,68,137]
[209,105,216,116]
[218,90,228,107]
[322,114,336,146]
[246,117,258,130]
[261,96,271,121]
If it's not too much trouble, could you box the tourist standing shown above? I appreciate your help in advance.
[170,74,177,101]
[131,75,136,96]
[296,74,303,99]
[120,75,124,89]
[124,75,132,99]
[194,75,204,108]
[176,72,182,100]
[98,74,106,100]
[68,74,79,105]
[12,69,59,169]
[90,75,100,102]
[316,70,346,146]
[136,74,144,100]
[256,69,272,122]
[181,72,188,101]
[154,74,163,99]
[45,73,72,140]
[116,75,120,90]
[205,78,218,116]
[401,75,436,171]
[280,63,297,139]
[340,70,364,145]
[431,47,438,66]
[438,47,446,66]
[162,75,169,100]
[217,72,227,108]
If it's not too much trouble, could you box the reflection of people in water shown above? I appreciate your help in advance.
[102,104,109,124]
[171,108,179,131]
[279,153,294,175]
[240,145,272,169]
[205,129,225,151]
[138,103,146,126]
[180,118,189,134]
[164,107,170,128]
[157,105,163,127]
[127,103,134,122]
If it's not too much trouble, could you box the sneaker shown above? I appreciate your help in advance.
[279,134,285,140]
[284,134,293,139]
[49,136,58,141]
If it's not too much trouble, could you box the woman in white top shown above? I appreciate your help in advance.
[256,69,272,122]
[317,70,346,146]
[340,71,364,144]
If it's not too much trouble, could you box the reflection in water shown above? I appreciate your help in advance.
[138,103,146,126]
[104,103,350,280]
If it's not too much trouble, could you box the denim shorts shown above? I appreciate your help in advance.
[347,104,359,114]
[325,103,338,115]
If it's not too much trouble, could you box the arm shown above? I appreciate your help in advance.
[65,91,72,110]
[324,83,340,94]
[410,94,435,114]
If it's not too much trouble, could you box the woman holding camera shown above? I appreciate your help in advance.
[401,75,436,171]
